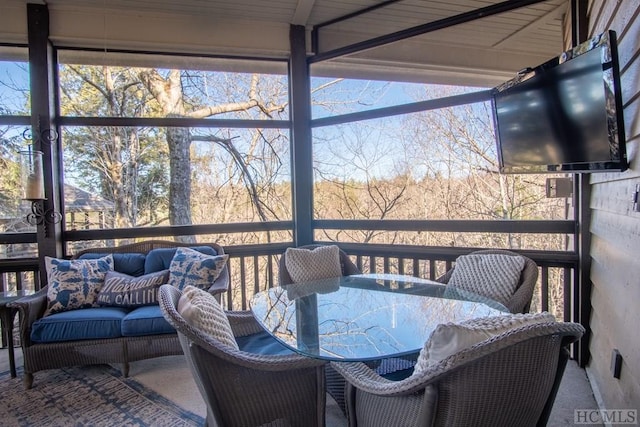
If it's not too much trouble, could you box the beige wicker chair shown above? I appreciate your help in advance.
[331,320,584,427]
[158,285,328,427]
[279,244,361,286]
[436,249,538,313]
[278,244,361,413]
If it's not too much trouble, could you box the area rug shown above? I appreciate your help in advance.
[0,365,205,426]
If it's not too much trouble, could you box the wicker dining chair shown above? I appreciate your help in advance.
[436,249,539,314]
[331,319,584,427]
[158,285,327,427]
[278,244,361,413]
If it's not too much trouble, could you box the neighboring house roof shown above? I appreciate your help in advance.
[64,185,115,213]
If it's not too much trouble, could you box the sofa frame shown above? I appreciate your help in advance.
[11,240,229,389]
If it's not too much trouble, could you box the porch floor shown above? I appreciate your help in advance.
[0,345,601,426]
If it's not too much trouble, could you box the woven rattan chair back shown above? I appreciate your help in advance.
[158,285,327,427]
[437,249,539,313]
[332,321,584,427]
[278,244,361,286]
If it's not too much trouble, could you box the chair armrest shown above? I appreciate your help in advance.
[8,288,48,347]
[226,310,265,337]
[505,281,534,313]
[331,321,585,397]
[206,264,230,296]
[435,268,454,284]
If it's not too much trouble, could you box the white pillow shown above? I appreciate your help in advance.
[448,253,526,306]
[284,245,343,283]
[178,285,239,350]
[413,312,556,374]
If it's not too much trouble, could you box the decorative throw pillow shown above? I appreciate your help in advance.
[447,253,526,306]
[413,312,556,374]
[284,245,343,283]
[167,247,228,291]
[178,285,238,350]
[97,269,169,307]
[44,255,114,316]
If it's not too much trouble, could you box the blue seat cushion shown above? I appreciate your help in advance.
[31,307,128,343]
[370,357,416,381]
[78,252,146,277]
[121,305,175,336]
[144,246,217,274]
[236,329,294,356]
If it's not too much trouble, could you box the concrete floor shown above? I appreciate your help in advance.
[1,342,602,426]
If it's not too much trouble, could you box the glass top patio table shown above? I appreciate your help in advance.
[249,274,509,362]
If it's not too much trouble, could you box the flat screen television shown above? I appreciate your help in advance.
[492,30,627,174]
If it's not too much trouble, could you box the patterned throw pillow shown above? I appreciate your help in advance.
[177,285,238,350]
[168,247,228,291]
[97,269,169,307]
[413,312,556,374]
[44,255,114,316]
[284,245,343,283]
[447,254,526,306]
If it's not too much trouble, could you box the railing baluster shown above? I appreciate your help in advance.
[267,254,274,289]
[239,258,247,311]
[253,255,260,296]
[225,260,234,310]
[16,272,23,292]
[541,266,549,312]
[429,259,436,280]
[563,267,572,322]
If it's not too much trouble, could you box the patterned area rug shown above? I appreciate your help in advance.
[0,365,204,426]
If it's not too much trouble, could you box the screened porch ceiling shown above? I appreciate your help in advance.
[7,0,569,86]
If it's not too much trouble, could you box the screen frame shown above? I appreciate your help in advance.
[491,30,627,174]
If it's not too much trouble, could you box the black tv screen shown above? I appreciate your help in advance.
[492,30,627,174]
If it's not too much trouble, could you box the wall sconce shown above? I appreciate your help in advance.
[20,147,62,228]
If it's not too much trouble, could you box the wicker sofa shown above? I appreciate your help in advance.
[11,240,229,389]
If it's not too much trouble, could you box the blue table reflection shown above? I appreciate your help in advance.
[250,274,508,362]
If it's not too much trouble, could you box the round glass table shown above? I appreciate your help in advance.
[250,274,508,362]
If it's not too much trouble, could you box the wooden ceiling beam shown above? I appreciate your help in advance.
[291,0,316,26]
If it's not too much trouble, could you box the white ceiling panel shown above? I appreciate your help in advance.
[4,0,570,84]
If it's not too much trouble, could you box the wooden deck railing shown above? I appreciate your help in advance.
[1,218,578,322]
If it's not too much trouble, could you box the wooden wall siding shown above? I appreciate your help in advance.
[586,0,640,413]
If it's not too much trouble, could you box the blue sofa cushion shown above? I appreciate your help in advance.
[78,253,146,277]
[31,307,128,343]
[236,329,294,356]
[121,305,175,336]
[144,246,217,275]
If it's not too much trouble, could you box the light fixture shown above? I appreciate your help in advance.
[20,146,61,229]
